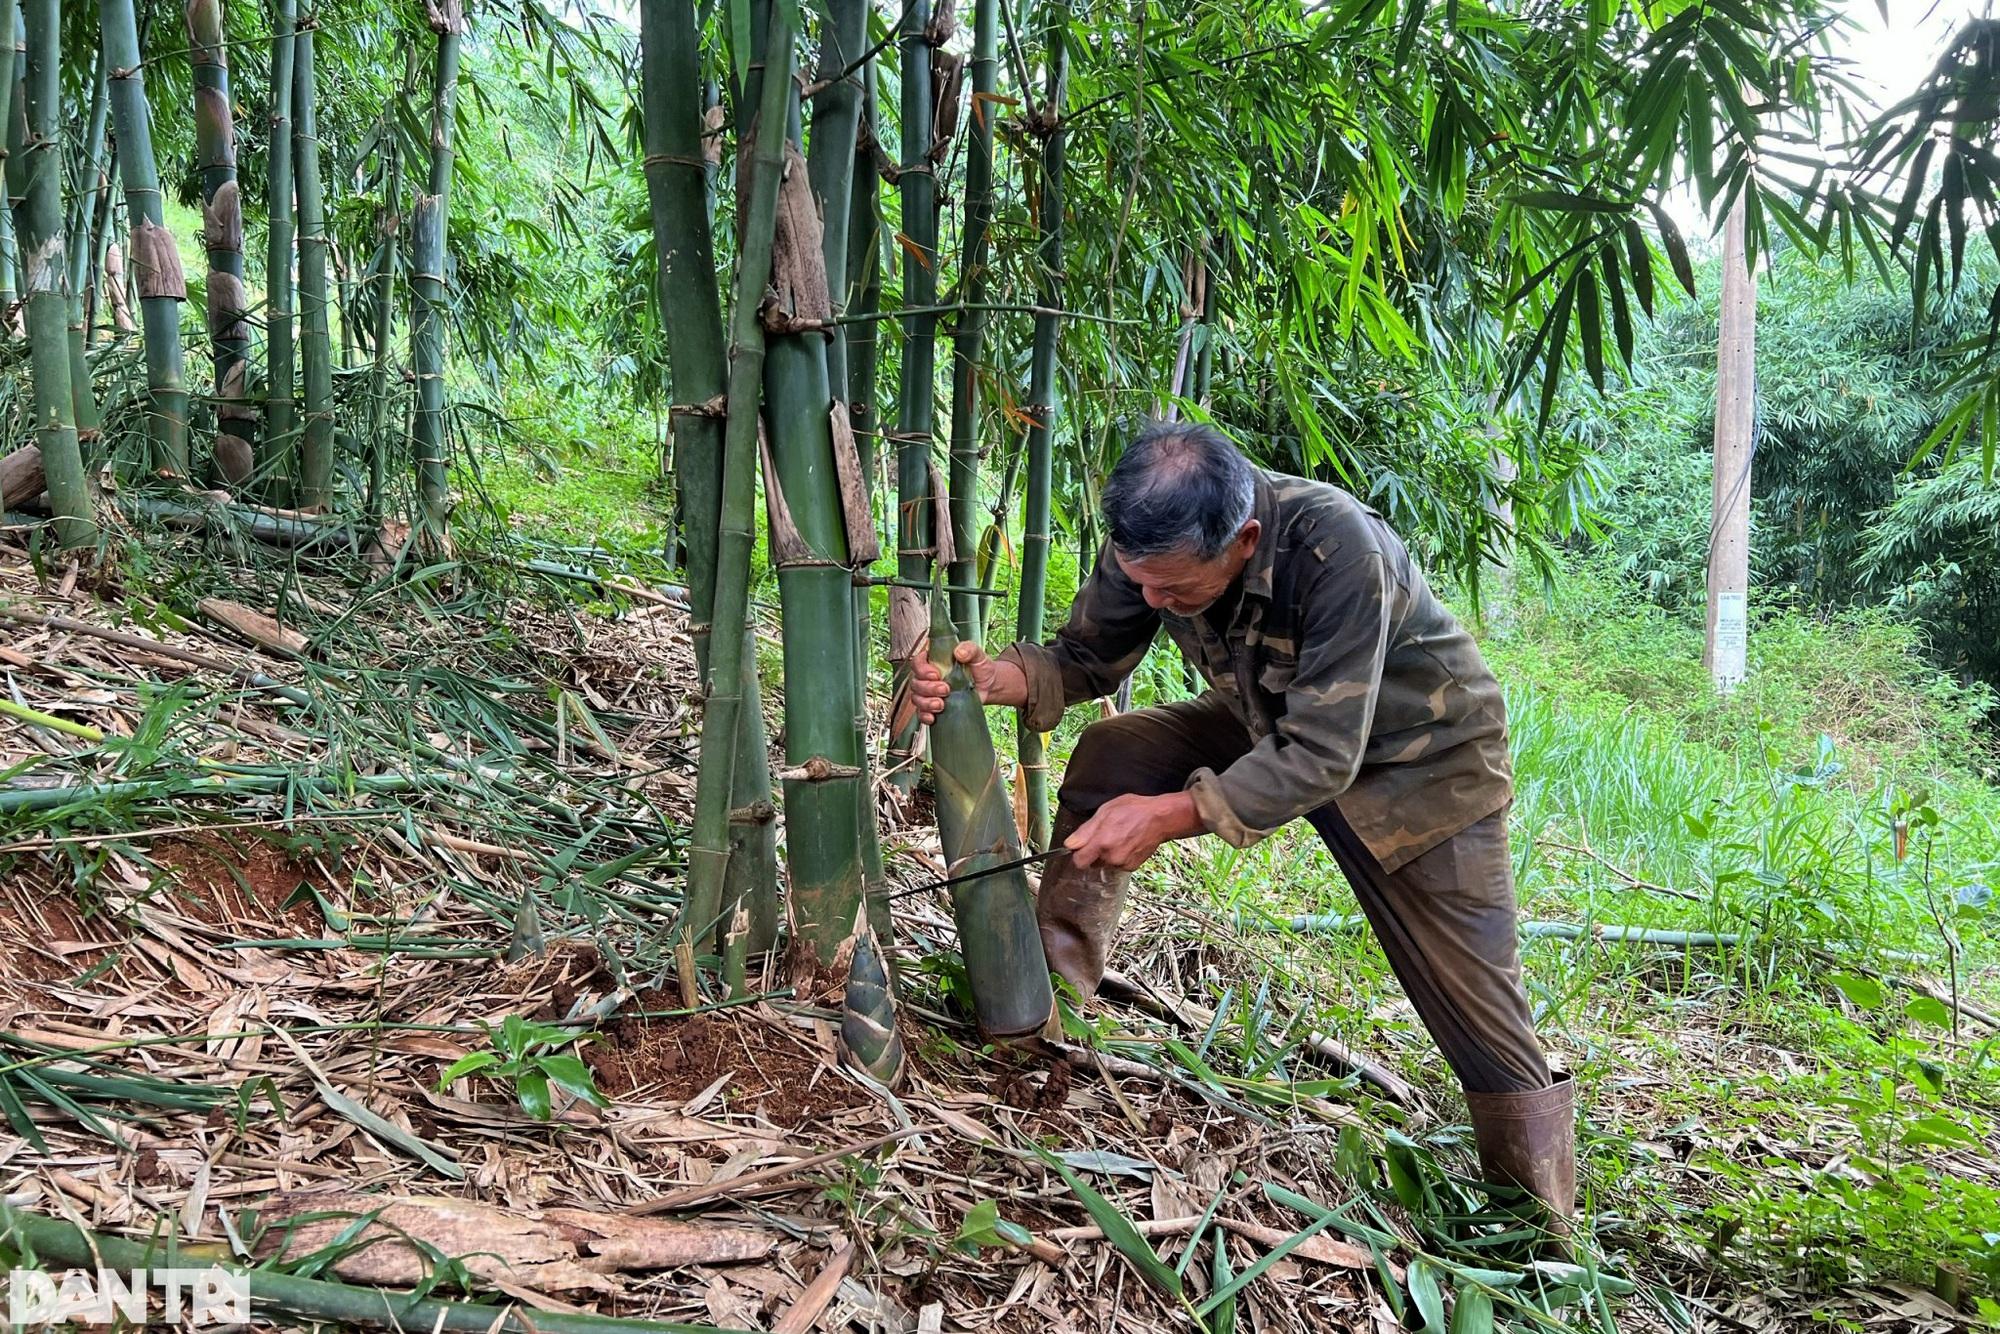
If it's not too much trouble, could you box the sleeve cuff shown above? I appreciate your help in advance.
[1185,767,1272,849]
[997,642,1068,735]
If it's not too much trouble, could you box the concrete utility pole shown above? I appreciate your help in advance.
[1705,192,1755,694]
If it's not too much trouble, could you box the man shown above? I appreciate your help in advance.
[909,421,1574,1223]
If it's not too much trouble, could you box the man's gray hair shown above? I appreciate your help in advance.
[1101,421,1257,560]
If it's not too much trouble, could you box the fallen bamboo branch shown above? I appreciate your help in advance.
[1039,1213,1374,1271]
[0,605,313,706]
[0,1209,752,1334]
[0,771,439,815]
[770,1243,854,1333]
[1232,913,1744,949]
[624,1125,930,1217]
[1099,968,1418,1108]
[0,697,103,741]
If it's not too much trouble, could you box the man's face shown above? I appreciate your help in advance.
[1113,522,1261,617]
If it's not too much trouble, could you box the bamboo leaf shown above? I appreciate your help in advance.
[1448,1287,1495,1334]
[1407,1257,1447,1331]
[1044,1154,1182,1298]
[273,1029,462,1178]
[1647,204,1697,298]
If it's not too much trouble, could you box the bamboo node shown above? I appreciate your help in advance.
[641,152,708,169]
[669,395,726,420]
[778,757,863,783]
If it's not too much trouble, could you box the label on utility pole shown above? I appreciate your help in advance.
[1713,591,1747,693]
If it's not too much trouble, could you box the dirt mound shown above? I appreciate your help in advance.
[587,1008,869,1124]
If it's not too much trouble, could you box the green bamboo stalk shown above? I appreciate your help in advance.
[0,1211,752,1334]
[82,134,119,347]
[807,0,866,398]
[264,0,296,499]
[846,61,888,910]
[845,71,882,466]
[411,0,464,532]
[63,49,105,445]
[640,0,780,956]
[292,16,333,510]
[0,1,13,341]
[188,0,252,485]
[364,104,402,520]
[764,21,871,967]
[100,0,189,476]
[1015,0,1067,852]
[6,0,89,547]
[946,0,998,636]
[1192,237,1217,405]
[926,581,1053,1039]
[679,0,795,955]
[884,0,937,789]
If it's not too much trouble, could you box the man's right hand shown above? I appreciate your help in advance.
[908,641,1004,725]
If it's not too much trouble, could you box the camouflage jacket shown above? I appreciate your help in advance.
[1002,470,1512,873]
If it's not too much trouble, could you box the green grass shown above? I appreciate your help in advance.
[458,380,674,552]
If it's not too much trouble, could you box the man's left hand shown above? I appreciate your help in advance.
[1064,792,1207,872]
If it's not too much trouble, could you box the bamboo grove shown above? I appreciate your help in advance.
[0,0,1983,1009]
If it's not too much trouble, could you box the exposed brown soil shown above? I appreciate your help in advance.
[0,885,104,985]
[586,1009,868,1125]
[149,834,340,935]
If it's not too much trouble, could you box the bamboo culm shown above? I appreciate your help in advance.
[364,88,404,523]
[411,0,465,533]
[946,0,999,636]
[62,49,105,444]
[764,0,874,966]
[846,65,888,903]
[884,0,938,790]
[678,0,796,955]
[0,1,14,338]
[7,0,91,547]
[100,0,190,476]
[292,16,334,510]
[639,0,780,956]
[188,0,252,484]
[1016,0,1069,852]
[263,0,297,501]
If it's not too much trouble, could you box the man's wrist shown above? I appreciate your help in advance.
[1154,790,1207,841]
[984,659,1030,708]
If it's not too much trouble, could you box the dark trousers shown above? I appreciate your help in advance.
[1058,693,1550,1095]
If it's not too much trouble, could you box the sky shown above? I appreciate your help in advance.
[1657,0,1992,238]
[1837,0,1986,107]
